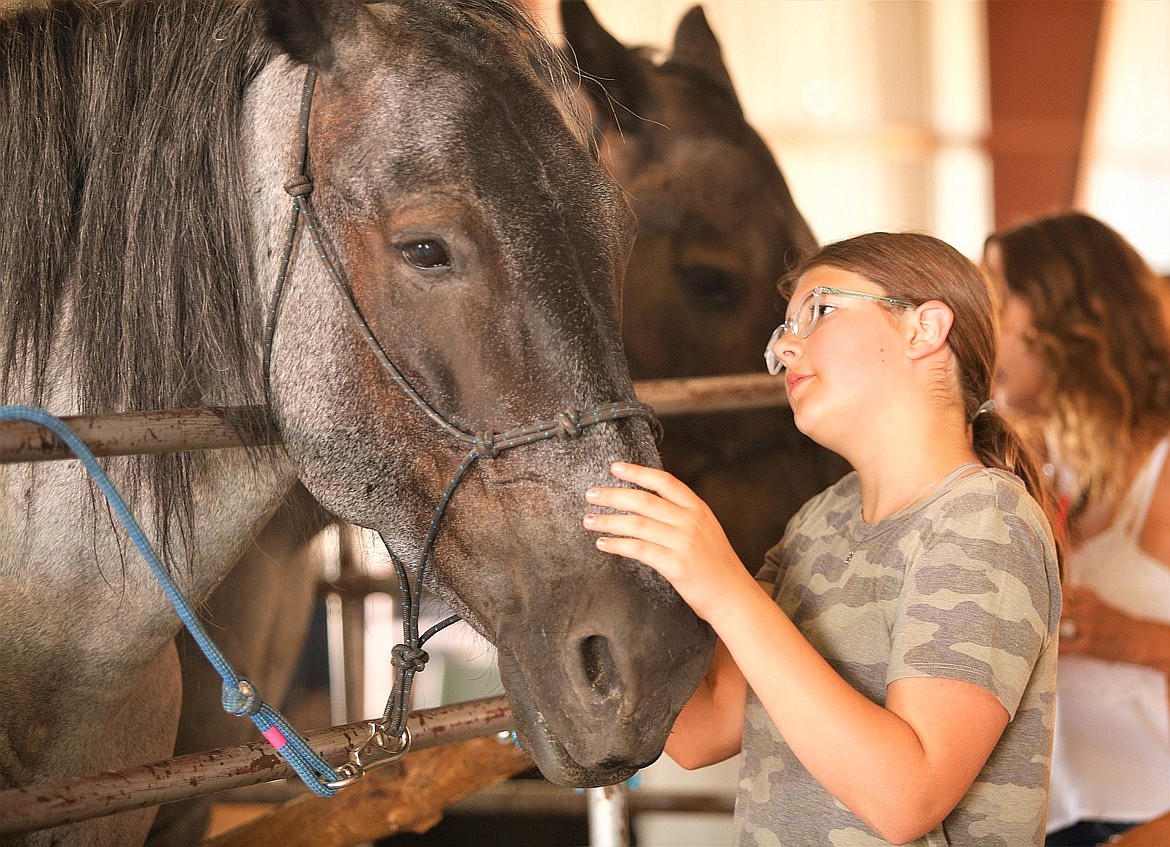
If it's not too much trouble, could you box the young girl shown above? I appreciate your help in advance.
[584,232,1061,845]
[986,212,1170,846]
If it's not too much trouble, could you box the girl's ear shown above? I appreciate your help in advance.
[905,300,954,360]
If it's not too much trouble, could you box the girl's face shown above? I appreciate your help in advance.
[770,266,910,447]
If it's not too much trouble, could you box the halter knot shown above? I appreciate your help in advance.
[284,176,314,198]
[557,408,583,439]
[222,678,263,717]
[474,431,500,459]
[390,644,430,673]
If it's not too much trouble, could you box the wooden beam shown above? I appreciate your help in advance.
[986,0,1105,229]
[200,736,532,847]
[0,697,514,837]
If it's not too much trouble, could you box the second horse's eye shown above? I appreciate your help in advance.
[400,239,451,269]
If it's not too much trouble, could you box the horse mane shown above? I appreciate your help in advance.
[0,0,270,411]
[0,0,272,566]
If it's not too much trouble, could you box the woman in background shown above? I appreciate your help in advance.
[986,211,1170,846]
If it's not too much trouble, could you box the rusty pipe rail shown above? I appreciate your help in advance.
[0,696,514,836]
[0,405,274,463]
[0,373,788,464]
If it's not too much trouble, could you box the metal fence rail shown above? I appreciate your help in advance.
[0,373,787,463]
[0,697,514,836]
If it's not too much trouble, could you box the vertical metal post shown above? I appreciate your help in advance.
[337,524,367,722]
[587,783,630,847]
[322,526,348,727]
[324,524,369,725]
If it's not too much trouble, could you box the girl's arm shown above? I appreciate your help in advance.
[664,636,748,769]
[715,582,1008,844]
[585,462,1009,844]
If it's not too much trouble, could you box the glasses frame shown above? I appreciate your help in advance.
[764,286,915,375]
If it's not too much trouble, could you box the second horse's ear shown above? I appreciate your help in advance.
[672,6,740,108]
[255,0,363,70]
[559,0,648,132]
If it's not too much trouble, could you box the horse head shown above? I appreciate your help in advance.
[253,0,714,787]
[562,1,849,569]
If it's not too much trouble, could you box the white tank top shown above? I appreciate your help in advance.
[1047,438,1170,831]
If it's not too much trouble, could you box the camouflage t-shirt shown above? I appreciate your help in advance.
[735,468,1061,847]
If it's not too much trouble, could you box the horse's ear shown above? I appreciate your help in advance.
[672,6,740,104]
[559,0,648,130]
[255,0,363,69]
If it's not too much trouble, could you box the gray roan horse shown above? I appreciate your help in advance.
[0,0,715,843]
[155,5,850,844]
[562,0,850,571]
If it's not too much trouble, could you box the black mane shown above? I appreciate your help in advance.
[0,0,271,412]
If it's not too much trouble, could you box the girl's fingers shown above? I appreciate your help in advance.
[592,533,675,577]
[607,462,700,507]
[583,510,673,543]
[585,484,682,526]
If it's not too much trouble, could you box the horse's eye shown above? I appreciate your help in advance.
[399,238,451,269]
[675,263,741,311]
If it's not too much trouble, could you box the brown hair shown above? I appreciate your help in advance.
[782,231,1054,520]
[984,212,1170,511]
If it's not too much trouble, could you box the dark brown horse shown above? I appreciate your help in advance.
[562,0,849,571]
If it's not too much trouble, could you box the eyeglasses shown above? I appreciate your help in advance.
[764,286,915,375]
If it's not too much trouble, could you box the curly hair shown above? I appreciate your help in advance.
[984,212,1170,510]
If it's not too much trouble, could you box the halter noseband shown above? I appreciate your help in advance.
[264,68,660,781]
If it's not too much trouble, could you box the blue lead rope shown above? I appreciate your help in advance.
[0,405,342,796]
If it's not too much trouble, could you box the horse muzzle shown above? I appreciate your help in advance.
[494,585,714,787]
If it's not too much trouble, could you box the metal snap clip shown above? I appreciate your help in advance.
[324,760,364,791]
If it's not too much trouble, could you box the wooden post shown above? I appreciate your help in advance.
[986,0,1105,228]
[0,697,514,836]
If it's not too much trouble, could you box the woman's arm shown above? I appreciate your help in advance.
[584,462,1010,844]
[1060,586,1170,675]
[1062,447,1170,677]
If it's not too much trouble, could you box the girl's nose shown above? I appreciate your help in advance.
[765,327,799,374]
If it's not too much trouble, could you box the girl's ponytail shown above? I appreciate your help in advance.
[971,402,1063,550]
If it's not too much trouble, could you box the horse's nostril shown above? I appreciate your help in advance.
[580,634,621,700]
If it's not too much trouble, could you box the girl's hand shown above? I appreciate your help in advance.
[583,462,755,622]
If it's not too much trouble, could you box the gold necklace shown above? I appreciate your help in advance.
[843,462,982,565]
